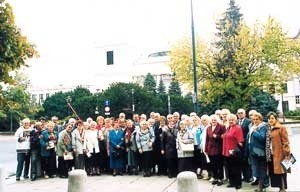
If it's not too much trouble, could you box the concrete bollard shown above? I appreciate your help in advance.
[67,169,87,192]
[177,171,198,192]
[0,165,7,192]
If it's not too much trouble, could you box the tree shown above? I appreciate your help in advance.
[249,89,279,119]
[0,71,39,131]
[157,77,166,94]
[0,0,37,85]
[143,73,156,93]
[169,0,300,112]
[168,76,182,96]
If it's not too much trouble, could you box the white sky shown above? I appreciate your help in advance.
[7,0,300,87]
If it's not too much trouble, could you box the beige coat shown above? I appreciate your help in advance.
[270,123,291,174]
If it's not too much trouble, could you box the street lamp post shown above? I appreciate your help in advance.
[131,88,135,113]
[191,0,198,113]
[10,109,13,134]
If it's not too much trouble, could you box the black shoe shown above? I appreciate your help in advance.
[49,175,56,178]
[16,177,20,181]
[212,180,218,185]
[226,184,234,188]
[59,175,67,179]
[235,185,242,189]
[251,179,259,186]
[31,176,36,181]
[24,176,29,179]
[217,180,223,186]
[112,172,117,176]
[244,178,254,183]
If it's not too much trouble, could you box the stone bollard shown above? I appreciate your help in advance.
[177,171,198,192]
[68,169,87,192]
[0,165,7,192]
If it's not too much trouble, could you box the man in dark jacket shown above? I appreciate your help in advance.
[237,108,252,182]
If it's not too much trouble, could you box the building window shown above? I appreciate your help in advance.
[281,83,288,93]
[296,95,300,104]
[46,93,50,98]
[39,94,44,104]
[106,51,114,65]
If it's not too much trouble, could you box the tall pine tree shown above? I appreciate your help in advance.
[143,73,157,93]
[168,76,182,96]
[157,77,166,94]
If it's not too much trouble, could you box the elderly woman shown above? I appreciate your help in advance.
[83,121,101,176]
[266,112,291,192]
[72,120,85,169]
[222,113,244,190]
[108,120,126,176]
[247,112,268,192]
[15,118,32,181]
[57,123,73,178]
[205,114,225,186]
[125,119,138,175]
[136,120,155,177]
[40,121,58,178]
[161,119,178,178]
[176,120,194,173]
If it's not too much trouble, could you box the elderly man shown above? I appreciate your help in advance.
[236,108,252,183]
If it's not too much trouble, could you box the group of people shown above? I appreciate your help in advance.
[14,109,291,192]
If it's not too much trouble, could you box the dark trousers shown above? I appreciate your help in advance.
[241,156,252,180]
[75,154,85,169]
[58,156,68,177]
[41,149,57,176]
[16,152,30,178]
[152,149,166,174]
[166,158,178,177]
[209,155,224,180]
[30,150,41,178]
[141,151,152,172]
[225,156,242,187]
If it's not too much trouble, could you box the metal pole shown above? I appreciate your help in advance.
[168,94,171,114]
[191,0,198,113]
[10,110,13,134]
[281,93,285,122]
[131,88,135,113]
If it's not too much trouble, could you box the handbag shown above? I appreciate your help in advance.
[180,142,194,152]
[64,152,74,160]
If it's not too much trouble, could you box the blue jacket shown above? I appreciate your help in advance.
[246,122,267,157]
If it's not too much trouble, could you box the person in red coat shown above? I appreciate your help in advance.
[205,114,226,186]
[222,113,244,190]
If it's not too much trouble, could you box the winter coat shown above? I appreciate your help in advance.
[161,127,178,159]
[270,122,291,174]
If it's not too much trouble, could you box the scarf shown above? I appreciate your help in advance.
[265,125,272,162]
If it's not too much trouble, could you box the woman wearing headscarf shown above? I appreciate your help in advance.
[266,112,291,192]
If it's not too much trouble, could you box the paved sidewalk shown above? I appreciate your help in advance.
[2,126,300,192]
[4,173,300,192]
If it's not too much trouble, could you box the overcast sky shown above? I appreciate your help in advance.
[7,0,300,87]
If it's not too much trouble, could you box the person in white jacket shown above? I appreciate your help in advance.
[15,118,32,181]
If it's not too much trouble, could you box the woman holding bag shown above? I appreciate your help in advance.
[266,112,291,192]
[176,120,194,173]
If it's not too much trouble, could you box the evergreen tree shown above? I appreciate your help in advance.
[143,73,156,93]
[157,77,166,94]
[168,77,182,96]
